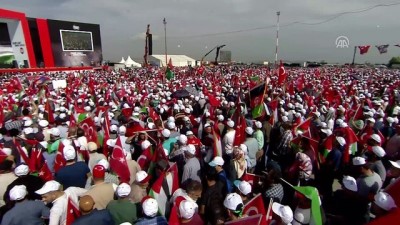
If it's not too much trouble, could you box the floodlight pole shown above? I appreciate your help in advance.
[275,11,280,68]
[163,18,168,67]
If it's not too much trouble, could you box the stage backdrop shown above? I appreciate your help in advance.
[46,19,102,67]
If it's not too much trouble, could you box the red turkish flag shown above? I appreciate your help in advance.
[28,147,43,172]
[54,142,66,173]
[358,45,371,55]
[233,115,246,146]
[277,61,287,85]
[243,194,270,225]
[45,100,55,124]
[38,161,54,182]
[80,117,98,145]
[109,137,130,183]
[66,197,81,225]
[102,110,111,158]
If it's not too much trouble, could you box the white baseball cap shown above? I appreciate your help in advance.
[136,171,150,183]
[116,183,131,197]
[38,120,49,127]
[35,180,61,195]
[87,142,98,152]
[272,202,294,224]
[372,146,386,158]
[186,131,194,136]
[245,127,254,135]
[119,126,127,135]
[374,192,397,211]
[234,180,252,195]
[352,156,366,166]
[186,144,196,155]
[142,198,159,217]
[370,134,381,143]
[63,145,76,160]
[179,200,197,219]
[110,125,118,132]
[336,136,346,146]
[179,135,188,144]
[389,160,400,169]
[167,122,176,129]
[255,121,262,129]
[227,120,235,128]
[239,144,248,155]
[209,156,224,167]
[50,128,60,136]
[342,176,358,192]
[223,193,243,211]
[217,115,224,121]
[96,159,110,170]
[10,185,28,201]
[14,164,29,176]
[161,129,170,138]
[141,140,152,150]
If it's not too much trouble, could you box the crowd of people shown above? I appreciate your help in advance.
[0,64,400,225]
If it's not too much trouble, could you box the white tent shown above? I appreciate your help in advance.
[119,57,126,64]
[149,55,196,67]
[125,56,142,68]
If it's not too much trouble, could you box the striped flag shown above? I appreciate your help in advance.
[376,45,389,54]
[149,163,179,216]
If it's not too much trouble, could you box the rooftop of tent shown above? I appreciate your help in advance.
[149,55,196,66]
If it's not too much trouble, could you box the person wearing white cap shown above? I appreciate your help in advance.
[271,202,293,225]
[130,171,151,203]
[216,114,225,135]
[35,180,87,225]
[38,119,51,141]
[223,119,236,155]
[253,121,264,154]
[353,157,383,198]
[233,180,252,205]
[106,183,138,224]
[371,192,397,218]
[209,156,233,193]
[87,142,106,172]
[136,197,168,225]
[368,146,387,182]
[2,185,50,225]
[182,144,201,184]
[229,145,248,181]
[178,200,203,224]
[55,145,90,189]
[223,193,244,221]
[161,128,177,156]
[244,126,260,171]
[3,163,45,203]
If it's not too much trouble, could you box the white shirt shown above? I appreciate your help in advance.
[49,187,87,225]
[223,130,236,154]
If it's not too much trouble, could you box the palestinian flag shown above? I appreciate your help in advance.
[319,135,334,163]
[292,186,322,225]
[341,126,359,164]
[293,118,312,135]
[149,163,179,217]
[166,67,174,80]
[66,197,81,225]
[250,82,266,119]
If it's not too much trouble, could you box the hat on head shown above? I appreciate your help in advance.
[227,120,235,128]
[50,128,60,136]
[272,202,294,224]
[186,144,196,155]
[142,198,159,217]
[161,129,170,138]
[178,135,188,144]
[342,176,358,192]
[352,156,366,166]
[119,126,127,135]
[35,180,61,195]
[239,144,248,155]
[24,119,33,127]
[366,117,376,123]
[9,185,28,201]
[353,120,364,130]
[38,120,49,128]
[110,125,118,132]
[179,200,197,219]
[136,171,150,184]
[255,121,262,129]
[245,127,254,135]
[141,140,151,150]
[93,164,106,179]
[204,123,211,128]
[389,160,400,169]
[167,121,176,129]
[224,193,243,211]
[14,164,29,177]
[217,115,224,121]
[370,134,381,143]
[117,183,131,197]
[372,146,386,158]
[63,145,76,160]
[209,156,224,167]
[374,192,397,211]
[234,180,252,195]
[96,159,109,170]
[87,142,98,152]
[186,131,194,136]
[336,136,346,146]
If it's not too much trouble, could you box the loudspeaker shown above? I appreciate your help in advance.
[23,60,28,68]
[148,34,152,55]
[12,60,18,68]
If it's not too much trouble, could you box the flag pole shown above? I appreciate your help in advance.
[274,11,281,68]
[163,18,168,68]
[352,46,357,65]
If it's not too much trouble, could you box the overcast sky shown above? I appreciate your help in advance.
[2,0,400,63]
